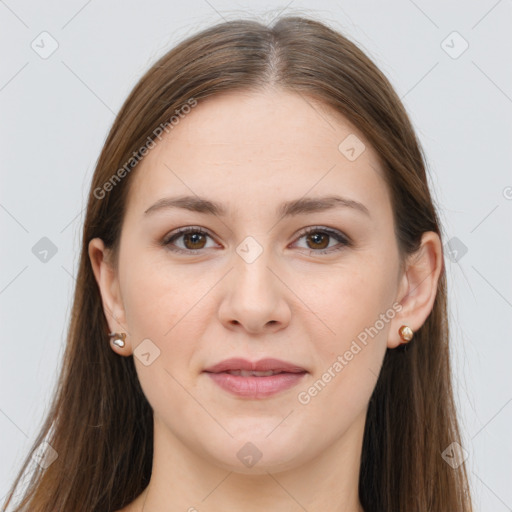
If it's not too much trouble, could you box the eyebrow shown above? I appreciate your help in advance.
[144,194,370,218]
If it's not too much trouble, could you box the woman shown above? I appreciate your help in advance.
[3,15,473,512]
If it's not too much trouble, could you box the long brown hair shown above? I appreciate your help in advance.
[3,15,473,512]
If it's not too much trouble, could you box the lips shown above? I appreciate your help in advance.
[203,357,307,374]
[203,358,307,399]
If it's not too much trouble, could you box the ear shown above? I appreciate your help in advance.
[88,237,131,355]
[388,231,444,349]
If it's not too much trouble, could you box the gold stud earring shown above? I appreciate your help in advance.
[109,332,126,348]
[398,325,414,343]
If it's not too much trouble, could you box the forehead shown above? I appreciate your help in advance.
[125,89,390,219]
[152,89,379,159]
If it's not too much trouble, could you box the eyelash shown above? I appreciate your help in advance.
[162,226,352,256]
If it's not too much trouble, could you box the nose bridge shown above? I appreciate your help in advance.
[217,233,291,332]
[232,234,276,296]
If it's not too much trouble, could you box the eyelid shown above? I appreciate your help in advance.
[162,226,220,253]
[294,225,350,243]
[291,225,352,253]
[162,225,351,255]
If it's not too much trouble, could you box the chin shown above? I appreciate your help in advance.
[202,430,309,475]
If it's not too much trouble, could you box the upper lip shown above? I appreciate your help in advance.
[203,357,307,374]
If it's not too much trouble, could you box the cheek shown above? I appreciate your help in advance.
[120,259,207,420]
[121,254,193,336]
[306,260,394,347]
[296,258,395,407]
[120,256,218,378]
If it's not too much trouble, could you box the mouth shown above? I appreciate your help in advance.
[220,369,295,377]
[203,357,307,374]
[203,358,307,399]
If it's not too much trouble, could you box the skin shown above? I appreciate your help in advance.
[89,89,443,512]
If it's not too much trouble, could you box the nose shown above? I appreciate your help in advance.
[217,247,292,335]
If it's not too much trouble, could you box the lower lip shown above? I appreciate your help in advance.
[205,371,306,399]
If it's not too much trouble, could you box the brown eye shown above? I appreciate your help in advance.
[182,232,207,250]
[164,227,216,254]
[305,232,330,250]
[293,227,351,255]
[163,226,350,256]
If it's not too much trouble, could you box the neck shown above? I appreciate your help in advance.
[133,411,367,512]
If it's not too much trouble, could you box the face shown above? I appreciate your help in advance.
[97,89,407,473]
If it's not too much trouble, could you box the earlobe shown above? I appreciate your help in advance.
[88,238,128,338]
[388,231,444,349]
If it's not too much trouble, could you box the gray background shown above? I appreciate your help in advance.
[1,1,511,510]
